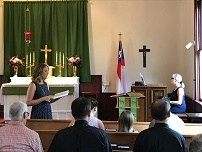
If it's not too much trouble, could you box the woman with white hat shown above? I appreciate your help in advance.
[170,73,186,114]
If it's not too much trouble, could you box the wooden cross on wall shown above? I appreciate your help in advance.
[139,45,150,68]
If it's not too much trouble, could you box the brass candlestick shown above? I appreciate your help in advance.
[26,52,35,77]
[56,51,64,77]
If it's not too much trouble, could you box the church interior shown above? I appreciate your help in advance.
[0,0,201,151]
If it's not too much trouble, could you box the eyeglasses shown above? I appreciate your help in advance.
[25,112,30,117]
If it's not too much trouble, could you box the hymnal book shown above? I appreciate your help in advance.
[53,90,69,99]
[105,128,117,132]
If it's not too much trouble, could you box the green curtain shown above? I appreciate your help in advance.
[3,0,90,83]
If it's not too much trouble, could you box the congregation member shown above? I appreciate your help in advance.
[26,63,59,119]
[170,73,186,114]
[133,97,187,152]
[118,110,138,133]
[149,96,187,134]
[189,133,202,152]
[48,97,112,152]
[0,101,43,152]
[69,97,105,130]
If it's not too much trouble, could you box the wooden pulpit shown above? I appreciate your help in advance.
[111,92,144,122]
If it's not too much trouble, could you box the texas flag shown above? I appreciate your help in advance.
[117,40,128,94]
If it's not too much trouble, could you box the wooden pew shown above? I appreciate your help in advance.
[27,119,202,135]
[35,130,194,152]
[26,119,71,130]
[107,132,193,151]
[35,130,57,152]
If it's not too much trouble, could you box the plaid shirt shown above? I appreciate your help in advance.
[0,121,43,152]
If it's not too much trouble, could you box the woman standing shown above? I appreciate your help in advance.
[26,63,57,119]
[170,73,186,114]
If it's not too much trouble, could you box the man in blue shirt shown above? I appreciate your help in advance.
[133,97,187,152]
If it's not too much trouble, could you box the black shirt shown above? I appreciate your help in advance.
[133,123,187,152]
[48,120,112,152]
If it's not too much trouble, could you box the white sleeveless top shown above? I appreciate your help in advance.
[89,113,99,128]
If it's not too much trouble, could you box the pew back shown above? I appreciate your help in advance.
[27,119,202,135]
[35,130,193,152]
[35,130,57,152]
[26,119,70,130]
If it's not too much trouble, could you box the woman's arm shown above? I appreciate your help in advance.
[26,82,51,106]
[170,88,184,105]
[97,119,105,130]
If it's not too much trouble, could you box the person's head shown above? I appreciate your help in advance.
[71,97,91,120]
[171,73,185,88]
[118,110,134,132]
[88,97,98,115]
[151,97,171,121]
[9,101,29,124]
[189,133,202,152]
[32,63,49,83]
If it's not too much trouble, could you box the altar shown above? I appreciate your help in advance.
[0,76,79,121]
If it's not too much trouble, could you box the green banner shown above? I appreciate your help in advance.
[130,97,137,122]
[118,97,125,116]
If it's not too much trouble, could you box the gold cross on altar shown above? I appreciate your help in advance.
[41,45,52,65]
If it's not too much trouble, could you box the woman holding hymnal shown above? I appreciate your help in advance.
[26,63,60,119]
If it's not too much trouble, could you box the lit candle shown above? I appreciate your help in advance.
[33,51,35,63]
[29,52,31,64]
[63,53,64,65]
[26,53,28,65]
[56,51,58,63]
[59,52,61,64]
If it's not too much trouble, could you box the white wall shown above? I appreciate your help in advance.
[88,0,194,97]
[0,0,194,97]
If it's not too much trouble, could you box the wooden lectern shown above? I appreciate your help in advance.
[111,92,144,122]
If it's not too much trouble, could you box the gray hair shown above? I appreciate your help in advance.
[172,73,185,88]
[189,134,202,152]
[9,101,28,120]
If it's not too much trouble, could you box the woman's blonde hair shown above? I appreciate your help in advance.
[118,110,134,132]
[31,63,49,83]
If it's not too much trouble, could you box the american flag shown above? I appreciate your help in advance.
[117,40,127,94]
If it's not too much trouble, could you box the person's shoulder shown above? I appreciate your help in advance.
[24,126,41,137]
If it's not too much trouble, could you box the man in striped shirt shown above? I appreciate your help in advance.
[0,101,43,152]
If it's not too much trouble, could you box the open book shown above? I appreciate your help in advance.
[53,90,69,99]
[110,92,144,98]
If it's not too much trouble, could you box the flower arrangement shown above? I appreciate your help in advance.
[67,55,82,67]
[8,56,24,67]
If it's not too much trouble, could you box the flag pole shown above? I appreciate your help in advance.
[118,32,122,41]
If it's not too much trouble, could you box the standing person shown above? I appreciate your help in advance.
[48,97,112,152]
[133,97,187,152]
[0,101,43,152]
[68,97,105,130]
[26,63,58,119]
[170,73,186,114]
[118,110,138,133]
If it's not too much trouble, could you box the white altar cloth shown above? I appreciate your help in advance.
[1,77,79,121]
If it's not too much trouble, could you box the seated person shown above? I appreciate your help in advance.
[170,73,186,114]
[133,97,187,152]
[149,96,187,134]
[48,97,112,152]
[0,101,43,152]
[118,110,138,133]
[69,97,105,130]
[189,133,202,152]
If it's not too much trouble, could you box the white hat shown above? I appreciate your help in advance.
[172,73,182,83]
